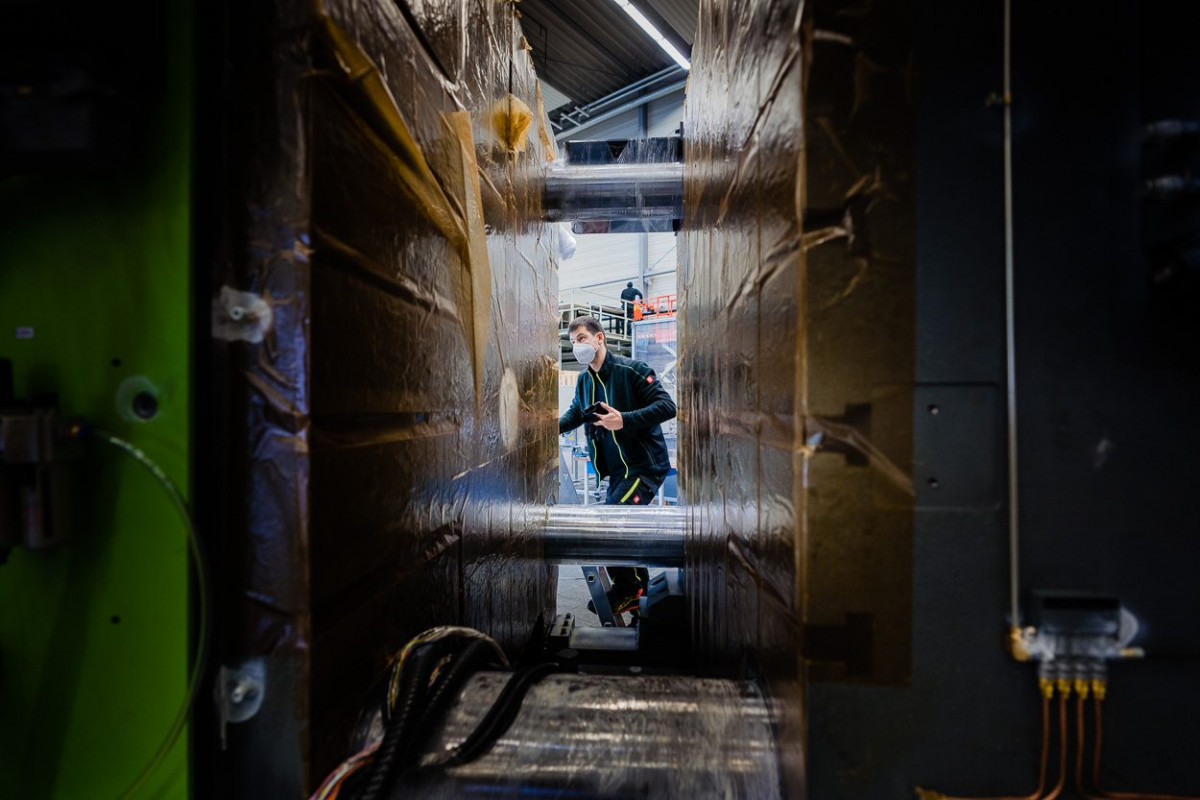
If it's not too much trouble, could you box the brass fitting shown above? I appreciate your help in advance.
[1008,625,1034,662]
[1092,678,1107,701]
[1038,677,1055,699]
[1073,678,1090,699]
[1056,677,1072,698]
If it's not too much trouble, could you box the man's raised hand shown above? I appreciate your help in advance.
[594,402,624,431]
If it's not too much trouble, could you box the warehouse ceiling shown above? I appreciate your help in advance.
[517,0,696,113]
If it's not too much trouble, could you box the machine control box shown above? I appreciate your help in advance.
[1027,590,1122,638]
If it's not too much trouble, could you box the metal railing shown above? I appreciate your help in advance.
[551,66,686,137]
[558,287,637,349]
[632,293,676,319]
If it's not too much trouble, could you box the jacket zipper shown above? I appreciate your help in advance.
[585,372,597,466]
[593,369,630,479]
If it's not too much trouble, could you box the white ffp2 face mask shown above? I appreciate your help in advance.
[572,341,597,365]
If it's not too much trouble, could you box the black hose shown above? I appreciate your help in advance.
[414,639,499,735]
[437,662,560,768]
[355,644,441,800]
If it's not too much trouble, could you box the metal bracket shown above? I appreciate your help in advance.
[581,566,624,628]
[0,403,84,553]
[215,658,267,749]
[212,286,273,344]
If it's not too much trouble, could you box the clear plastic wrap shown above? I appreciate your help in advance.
[208,0,560,785]
[398,673,781,799]
[680,0,915,793]
[543,162,683,223]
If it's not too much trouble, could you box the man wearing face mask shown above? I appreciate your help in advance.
[559,315,677,619]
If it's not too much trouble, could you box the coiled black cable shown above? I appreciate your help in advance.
[435,662,560,769]
[413,639,499,735]
[343,633,556,798]
[355,643,441,800]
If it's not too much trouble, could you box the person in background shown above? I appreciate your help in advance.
[618,281,643,336]
[559,315,675,619]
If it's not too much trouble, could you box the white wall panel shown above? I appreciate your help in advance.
[557,88,684,146]
[559,232,677,303]
[647,91,685,137]
[564,109,641,143]
[559,234,640,297]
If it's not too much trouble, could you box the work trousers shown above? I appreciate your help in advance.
[604,475,656,589]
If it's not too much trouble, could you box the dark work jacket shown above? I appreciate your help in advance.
[619,286,643,315]
[559,351,676,487]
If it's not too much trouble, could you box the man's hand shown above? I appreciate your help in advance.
[594,402,624,431]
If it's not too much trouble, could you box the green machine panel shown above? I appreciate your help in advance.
[0,3,194,797]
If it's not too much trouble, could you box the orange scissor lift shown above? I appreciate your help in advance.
[631,293,677,320]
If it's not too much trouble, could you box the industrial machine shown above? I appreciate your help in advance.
[4,0,1200,798]
[302,505,782,800]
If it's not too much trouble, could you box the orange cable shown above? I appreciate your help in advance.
[1092,703,1183,800]
[1075,695,1105,800]
[1092,695,1104,795]
[311,738,381,800]
[1039,695,1069,800]
[1091,694,1200,800]
[921,678,1200,800]
[931,694,1054,800]
[1031,694,1052,800]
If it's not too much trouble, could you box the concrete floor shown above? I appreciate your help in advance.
[557,566,660,628]
[556,567,606,628]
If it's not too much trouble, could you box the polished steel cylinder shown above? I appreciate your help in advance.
[539,505,686,566]
[543,162,684,222]
[399,672,780,799]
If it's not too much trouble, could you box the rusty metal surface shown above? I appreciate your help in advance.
[207,0,560,788]
[680,0,915,793]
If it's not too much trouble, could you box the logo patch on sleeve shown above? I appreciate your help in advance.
[646,375,654,384]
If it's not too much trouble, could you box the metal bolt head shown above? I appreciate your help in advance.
[230,680,253,704]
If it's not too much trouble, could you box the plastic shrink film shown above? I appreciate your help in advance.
[681,0,914,792]
[207,0,559,786]
[546,136,684,231]
[398,673,780,799]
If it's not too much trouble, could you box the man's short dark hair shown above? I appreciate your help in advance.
[568,315,603,336]
[627,281,634,288]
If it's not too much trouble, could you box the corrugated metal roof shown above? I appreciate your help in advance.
[644,0,697,45]
[519,0,696,113]
[540,80,572,111]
